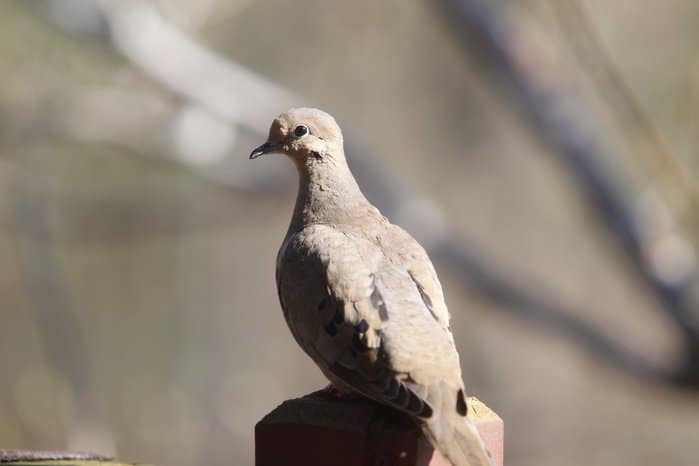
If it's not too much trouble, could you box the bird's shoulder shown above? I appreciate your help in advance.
[278,222,382,266]
[277,223,382,300]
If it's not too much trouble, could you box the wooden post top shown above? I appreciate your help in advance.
[256,393,503,466]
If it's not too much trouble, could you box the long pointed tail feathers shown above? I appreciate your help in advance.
[421,383,495,466]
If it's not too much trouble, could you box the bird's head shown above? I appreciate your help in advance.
[249,108,344,164]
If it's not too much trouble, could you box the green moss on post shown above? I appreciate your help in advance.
[0,450,143,466]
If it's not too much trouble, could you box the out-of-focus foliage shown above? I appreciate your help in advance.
[0,1,698,466]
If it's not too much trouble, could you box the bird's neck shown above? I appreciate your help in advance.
[287,155,374,235]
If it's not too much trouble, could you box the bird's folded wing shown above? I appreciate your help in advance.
[278,224,458,418]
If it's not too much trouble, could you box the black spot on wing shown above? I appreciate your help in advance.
[456,389,468,416]
[408,270,440,323]
[357,319,369,333]
[319,294,344,337]
[351,319,375,354]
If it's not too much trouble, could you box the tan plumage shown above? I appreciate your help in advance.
[251,108,493,466]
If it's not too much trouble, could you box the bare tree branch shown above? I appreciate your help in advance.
[437,0,699,386]
[1,162,114,452]
[552,0,699,226]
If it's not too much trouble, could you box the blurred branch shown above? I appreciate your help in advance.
[33,0,423,215]
[34,0,298,194]
[435,239,671,383]
[437,0,699,386]
[3,87,295,196]
[551,0,699,225]
[42,0,297,132]
[32,0,698,387]
[1,162,111,450]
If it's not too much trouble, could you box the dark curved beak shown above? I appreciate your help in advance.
[250,140,280,159]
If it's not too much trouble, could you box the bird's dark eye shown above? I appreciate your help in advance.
[293,125,309,138]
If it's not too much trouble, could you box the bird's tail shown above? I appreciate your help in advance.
[421,383,494,466]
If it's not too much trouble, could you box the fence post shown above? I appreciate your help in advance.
[256,392,503,466]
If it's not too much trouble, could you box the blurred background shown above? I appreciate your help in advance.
[1,0,698,465]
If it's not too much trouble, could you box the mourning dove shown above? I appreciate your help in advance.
[250,108,493,466]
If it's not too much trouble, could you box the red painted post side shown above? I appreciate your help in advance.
[255,393,503,466]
